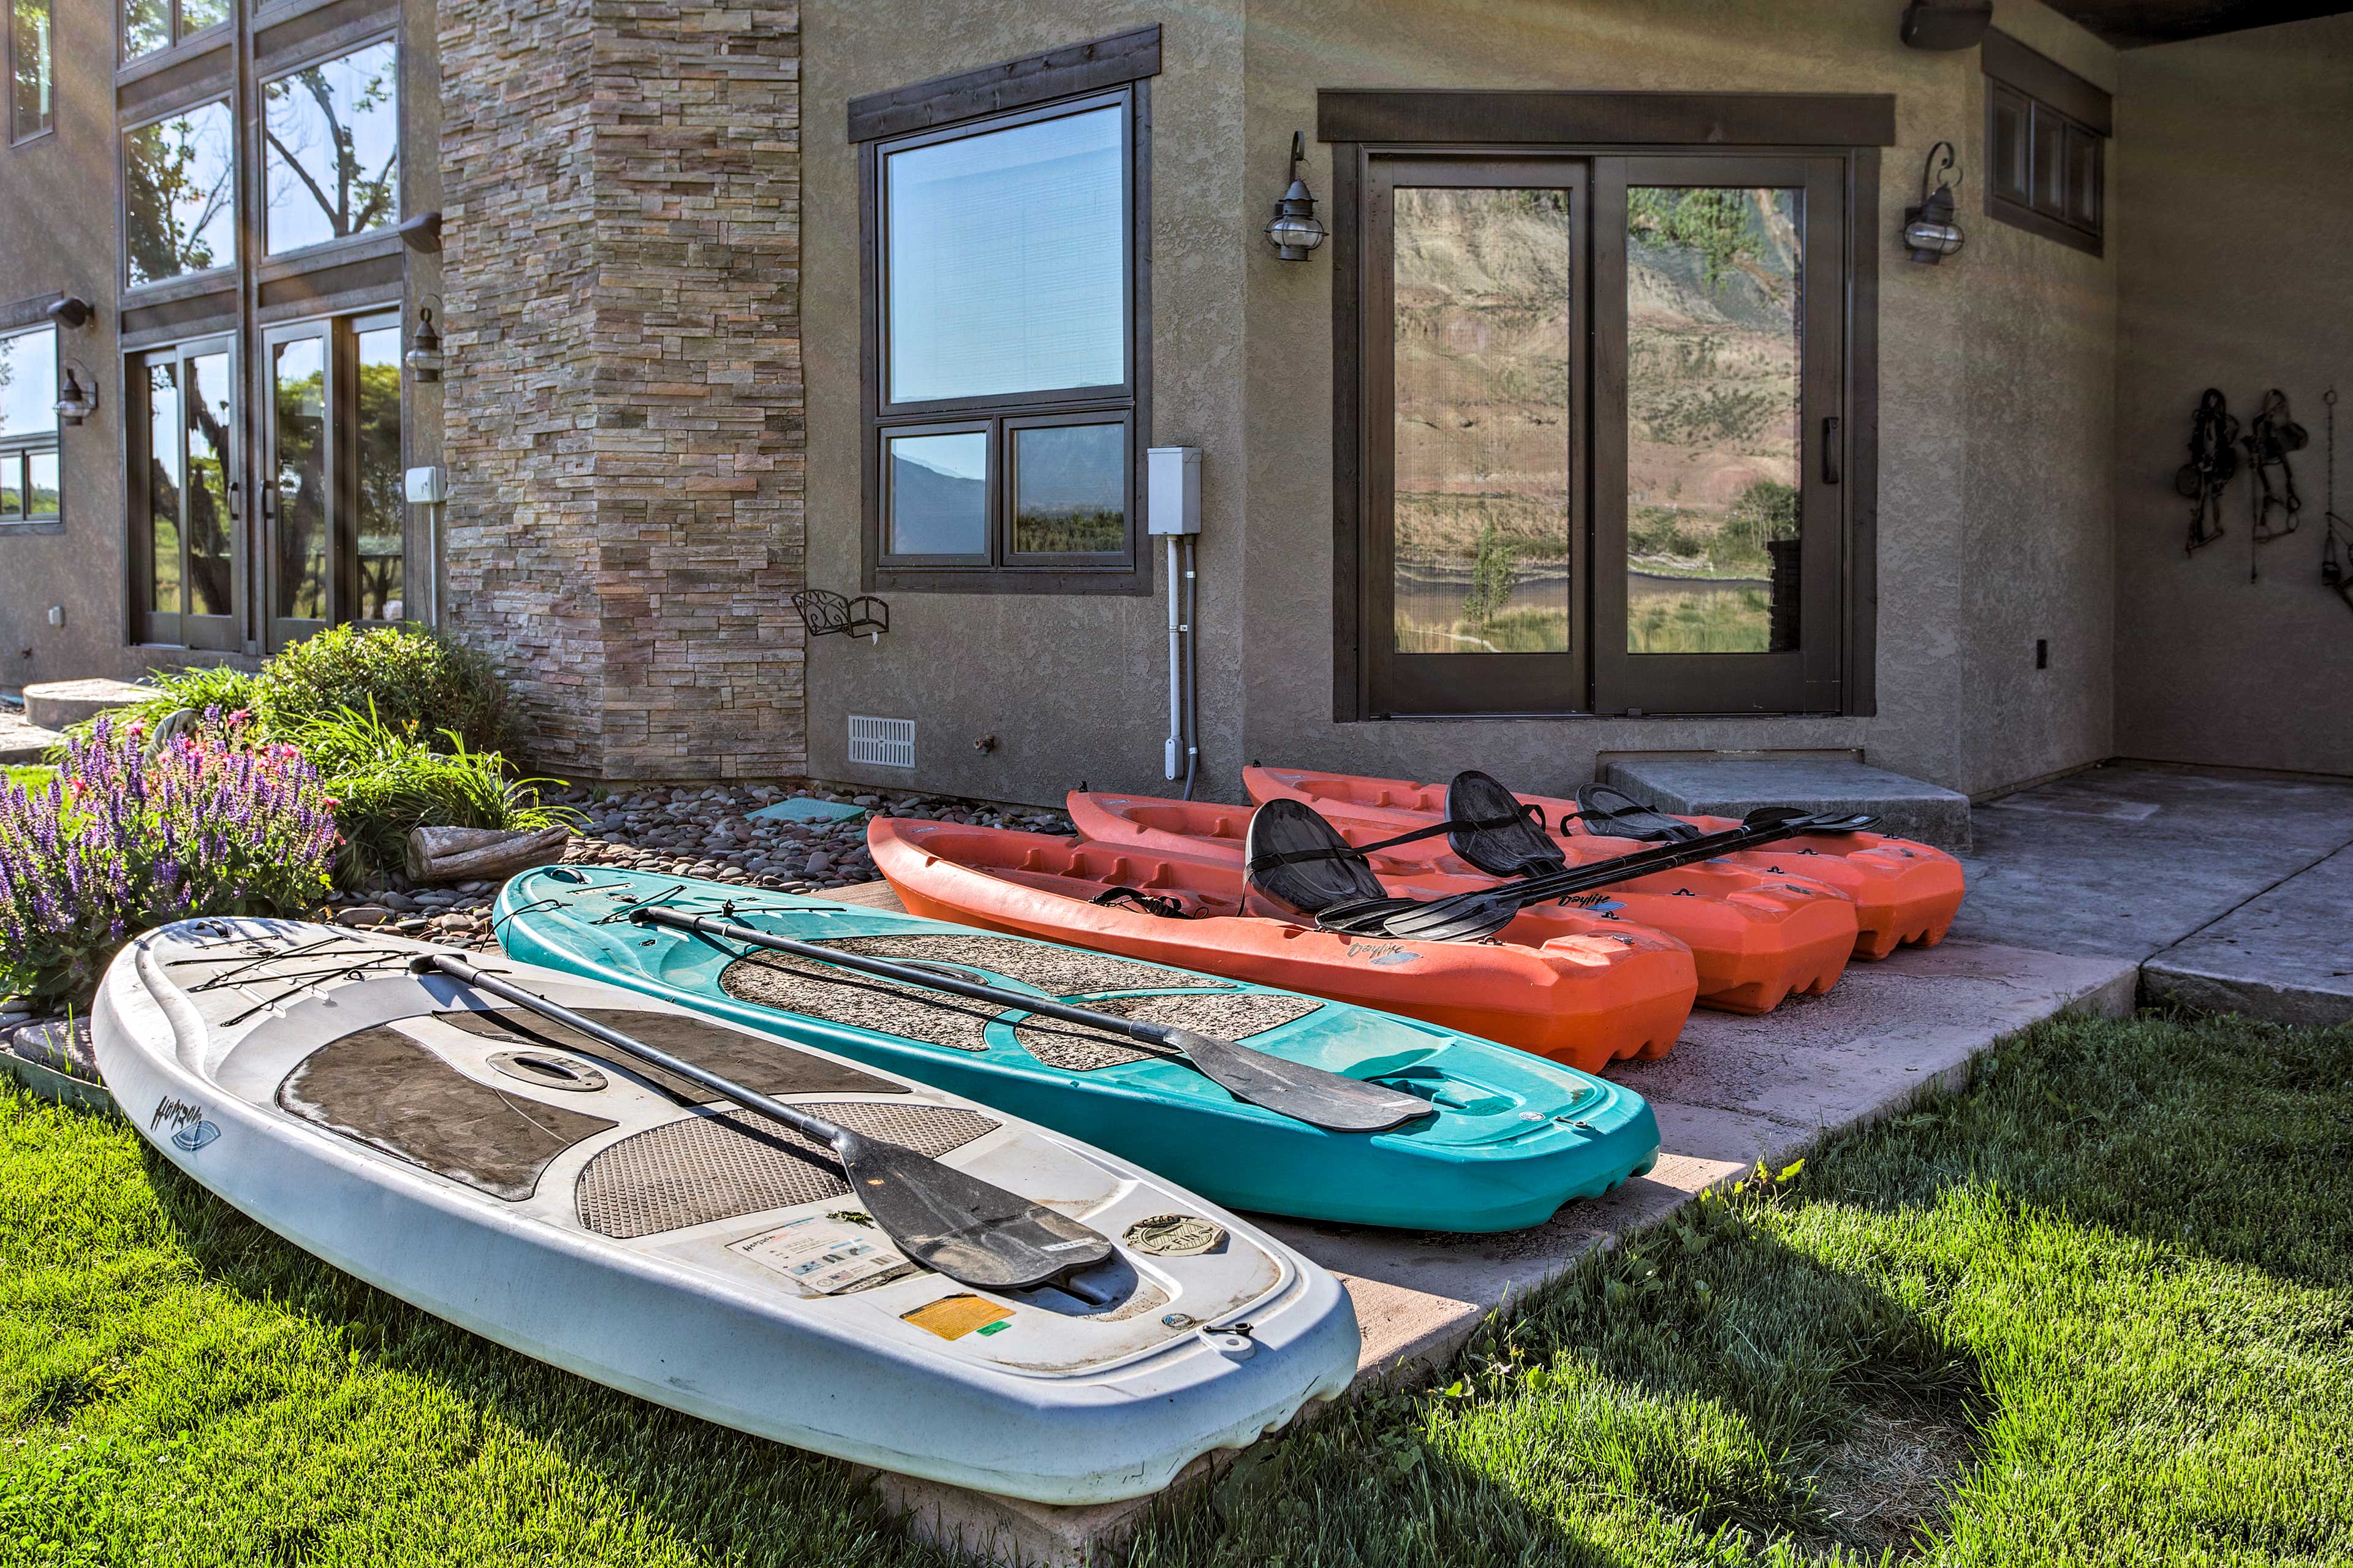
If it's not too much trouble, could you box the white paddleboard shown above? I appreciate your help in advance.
[94,919,1358,1504]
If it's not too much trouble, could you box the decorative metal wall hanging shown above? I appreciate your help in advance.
[2176,387,2238,554]
[2241,387,2306,580]
[2324,389,2352,615]
[791,589,892,643]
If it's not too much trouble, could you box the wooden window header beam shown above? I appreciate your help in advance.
[1980,31,2111,138]
[848,24,1161,143]
[1316,91,1896,148]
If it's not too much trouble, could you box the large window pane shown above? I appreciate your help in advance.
[355,324,404,619]
[126,102,237,285]
[0,456,18,516]
[1012,423,1124,555]
[184,351,233,617]
[123,0,166,58]
[146,362,182,614]
[11,0,51,140]
[272,336,327,621]
[886,106,1124,403]
[0,327,55,439]
[885,431,987,556]
[264,39,400,256]
[181,0,226,32]
[24,451,55,518]
[1391,186,1574,655]
[1624,186,1802,654]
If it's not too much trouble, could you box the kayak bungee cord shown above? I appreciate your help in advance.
[627,906,1433,1135]
[411,949,1117,1294]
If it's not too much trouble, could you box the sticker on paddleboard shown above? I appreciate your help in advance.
[730,1215,910,1295]
[1123,1214,1227,1258]
[901,1294,1015,1341]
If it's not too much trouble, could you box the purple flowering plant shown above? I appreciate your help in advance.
[0,711,338,1011]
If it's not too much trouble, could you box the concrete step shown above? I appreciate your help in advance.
[1600,753,1972,852]
[22,678,156,731]
[0,709,62,766]
[2140,841,2353,1026]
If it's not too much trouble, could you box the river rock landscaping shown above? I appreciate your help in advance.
[319,786,1074,949]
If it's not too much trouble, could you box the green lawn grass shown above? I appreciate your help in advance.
[2,763,56,795]
[3,1011,2347,1566]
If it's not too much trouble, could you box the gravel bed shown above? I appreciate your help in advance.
[324,785,1073,952]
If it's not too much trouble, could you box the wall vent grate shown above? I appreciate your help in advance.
[847,715,917,769]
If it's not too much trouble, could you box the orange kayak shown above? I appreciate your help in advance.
[867,817,1697,1072]
[1067,792,1857,1015]
[1245,767,1963,961]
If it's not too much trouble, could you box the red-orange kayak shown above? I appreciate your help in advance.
[1067,792,1857,1015]
[868,818,1698,1072]
[1245,767,1963,961]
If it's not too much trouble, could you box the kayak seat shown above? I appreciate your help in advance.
[1571,784,1705,843]
[278,1024,620,1203]
[575,1100,1000,1240]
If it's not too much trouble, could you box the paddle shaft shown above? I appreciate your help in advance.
[417,952,854,1154]
[637,908,1193,1050]
[1504,811,1862,906]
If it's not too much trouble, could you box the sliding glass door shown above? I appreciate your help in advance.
[1354,151,1851,717]
[130,336,240,650]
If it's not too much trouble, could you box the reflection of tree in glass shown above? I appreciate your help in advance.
[1628,189,1757,292]
[126,110,234,284]
[185,356,233,618]
[355,350,404,619]
[275,355,328,622]
[265,46,397,251]
[1462,523,1521,629]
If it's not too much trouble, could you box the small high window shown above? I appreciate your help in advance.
[263,39,400,257]
[124,99,237,286]
[10,0,52,143]
[1982,32,2109,257]
[860,77,1148,591]
[0,324,60,528]
[122,0,227,62]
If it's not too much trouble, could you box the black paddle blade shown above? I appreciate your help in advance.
[841,1133,1114,1292]
[1446,770,1567,878]
[1352,887,1526,944]
[1148,1025,1433,1134]
[1574,784,1705,843]
[1244,798,1387,913]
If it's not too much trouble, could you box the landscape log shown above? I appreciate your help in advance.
[404,825,572,885]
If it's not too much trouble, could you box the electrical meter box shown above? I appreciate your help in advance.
[1146,447,1201,535]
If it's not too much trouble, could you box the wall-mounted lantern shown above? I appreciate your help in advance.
[1264,131,1326,261]
[404,295,445,383]
[44,295,92,330]
[53,362,98,426]
[1902,142,1965,263]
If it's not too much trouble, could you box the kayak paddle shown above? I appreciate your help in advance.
[629,906,1433,1135]
[413,951,1116,1293]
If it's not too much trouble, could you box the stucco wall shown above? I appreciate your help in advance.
[2112,13,2353,777]
[802,0,2120,807]
[0,0,135,692]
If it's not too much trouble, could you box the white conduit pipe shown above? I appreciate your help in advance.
[1165,533,1185,783]
[1180,534,1200,800]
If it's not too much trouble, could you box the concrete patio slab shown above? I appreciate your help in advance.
[2142,842,2353,1025]
[22,678,154,732]
[1954,760,2353,961]
[0,709,60,767]
[820,876,2137,1566]
[1601,753,1973,851]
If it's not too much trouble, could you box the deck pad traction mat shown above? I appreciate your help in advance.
[810,932,1232,996]
[1010,993,1326,1072]
[575,1100,999,1239]
[278,1025,618,1202]
[719,955,1000,1053]
[438,1007,909,1104]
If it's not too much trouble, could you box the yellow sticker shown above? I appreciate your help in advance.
[901,1295,1015,1341]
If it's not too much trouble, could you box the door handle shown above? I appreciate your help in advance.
[1821,415,1843,486]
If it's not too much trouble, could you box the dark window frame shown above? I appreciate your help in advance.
[120,0,233,66]
[853,32,1158,597]
[120,93,242,295]
[0,322,63,536]
[256,26,401,265]
[1324,90,1886,722]
[1980,31,2109,258]
[127,332,242,648]
[8,0,55,145]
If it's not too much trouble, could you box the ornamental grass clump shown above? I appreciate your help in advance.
[0,714,338,1012]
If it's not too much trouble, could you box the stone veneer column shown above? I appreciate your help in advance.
[438,0,805,781]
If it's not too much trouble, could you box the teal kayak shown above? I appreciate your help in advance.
[495,867,1659,1232]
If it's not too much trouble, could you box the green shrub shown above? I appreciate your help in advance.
[292,704,577,881]
[56,664,262,749]
[260,624,514,754]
